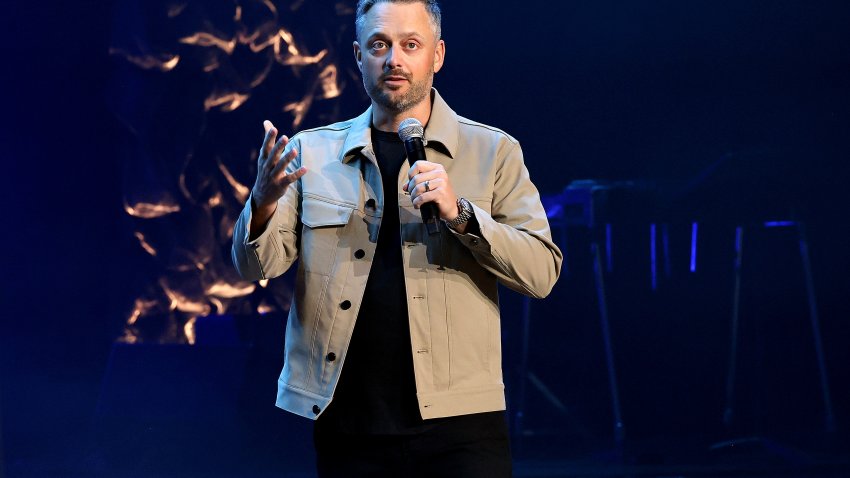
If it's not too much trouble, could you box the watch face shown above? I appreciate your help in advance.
[446,198,473,228]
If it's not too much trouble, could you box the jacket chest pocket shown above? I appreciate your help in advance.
[300,196,355,276]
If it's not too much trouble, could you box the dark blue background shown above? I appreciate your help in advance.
[2,0,849,475]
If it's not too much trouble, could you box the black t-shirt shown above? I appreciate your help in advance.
[315,128,425,434]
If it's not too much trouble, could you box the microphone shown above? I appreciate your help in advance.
[398,118,440,235]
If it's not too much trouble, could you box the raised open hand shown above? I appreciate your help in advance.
[252,120,307,210]
[249,121,307,236]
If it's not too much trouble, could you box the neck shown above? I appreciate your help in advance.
[371,95,433,133]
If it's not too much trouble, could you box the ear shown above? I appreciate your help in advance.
[432,39,446,73]
[353,41,363,72]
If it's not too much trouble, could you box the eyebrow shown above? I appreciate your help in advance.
[366,31,426,42]
[399,31,426,40]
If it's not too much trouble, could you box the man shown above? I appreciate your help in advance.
[232,0,562,475]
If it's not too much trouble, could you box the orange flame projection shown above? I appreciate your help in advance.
[128,297,161,325]
[275,29,328,66]
[257,301,276,315]
[204,91,251,112]
[206,280,256,299]
[114,1,354,344]
[124,200,181,219]
[283,95,313,130]
[284,64,341,129]
[319,65,342,99]
[109,48,180,72]
[218,161,250,203]
[134,232,158,257]
[179,33,237,55]
[184,317,197,345]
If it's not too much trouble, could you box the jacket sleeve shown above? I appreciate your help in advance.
[231,140,302,281]
[448,141,563,298]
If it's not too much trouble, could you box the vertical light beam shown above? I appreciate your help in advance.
[690,222,698,273]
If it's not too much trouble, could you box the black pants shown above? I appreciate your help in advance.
[313,412,512,478]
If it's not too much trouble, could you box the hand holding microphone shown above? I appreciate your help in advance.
[398,118,466,234]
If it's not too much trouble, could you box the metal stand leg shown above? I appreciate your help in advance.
[592,242,625,454]
[512,220,572,452]
[513,294,574,454]
[714,223,835,461]
[723,226,745,428]
[514,231,625,458]
[796,223,837,433]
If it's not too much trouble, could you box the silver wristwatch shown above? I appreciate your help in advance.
[444,197,474,230]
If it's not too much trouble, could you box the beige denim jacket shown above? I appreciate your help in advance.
[232,89,562,420]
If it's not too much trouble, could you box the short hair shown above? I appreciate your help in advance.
[355,0,442,42]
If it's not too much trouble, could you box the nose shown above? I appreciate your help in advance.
[384,44,404,70]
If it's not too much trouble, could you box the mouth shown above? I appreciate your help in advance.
[381,74,409,87]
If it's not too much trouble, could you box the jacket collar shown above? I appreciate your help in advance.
[340,88,459,163]
[340,106,373,163]
[423,88,459,160]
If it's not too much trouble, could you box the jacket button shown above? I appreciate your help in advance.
[365,198,376,209]
[470,238,479,246]
[326,352,336,362]
[354,249,365,259]
[340,300,351,310]
[312,405,321,414]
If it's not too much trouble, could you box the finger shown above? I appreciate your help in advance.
[275,165,308,185]
[413,177,444,197]
[271,146,298,177]
[266,135,290,170]
[407,160,439,180]
[411,190,440,209]
[260,125,277,160]
[405,169,445,193]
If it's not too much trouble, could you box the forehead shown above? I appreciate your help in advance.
[361,2,435,40]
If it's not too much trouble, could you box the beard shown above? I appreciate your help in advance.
[365,67,433,114]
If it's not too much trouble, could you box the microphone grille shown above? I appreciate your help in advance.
[397,118,424,141]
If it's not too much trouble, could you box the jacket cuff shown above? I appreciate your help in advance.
[235,192,282,280]
[445,203,490,252]
[244,192,279,246]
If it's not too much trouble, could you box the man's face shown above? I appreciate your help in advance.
[354,2,445,114]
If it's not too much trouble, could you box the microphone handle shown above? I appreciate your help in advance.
[403,137,441,235]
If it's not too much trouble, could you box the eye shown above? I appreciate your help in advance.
[371,40,387,51]
[406,41,419,50]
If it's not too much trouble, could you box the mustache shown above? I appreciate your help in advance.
[380,69,411,81]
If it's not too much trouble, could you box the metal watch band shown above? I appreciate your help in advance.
[445,197,473,229]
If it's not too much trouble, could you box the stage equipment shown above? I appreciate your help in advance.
[514,179,836,459]
[514,180,634,457]
[718,221,836,446]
